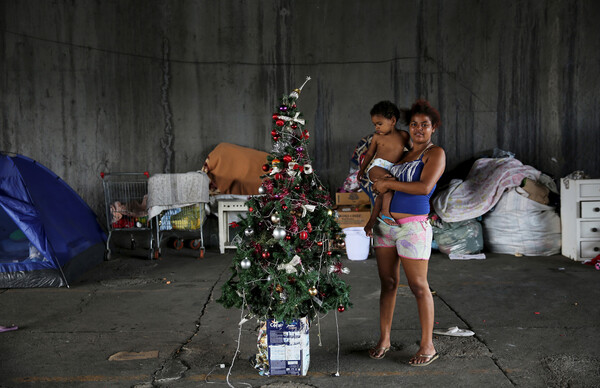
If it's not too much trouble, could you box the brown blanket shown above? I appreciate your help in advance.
[203,143,269,195]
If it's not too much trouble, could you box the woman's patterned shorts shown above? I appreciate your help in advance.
[372,215,432,260]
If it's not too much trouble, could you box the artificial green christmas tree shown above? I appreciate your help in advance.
[217,77,352,324]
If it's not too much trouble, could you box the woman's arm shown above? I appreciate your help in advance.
[372,147,446,195]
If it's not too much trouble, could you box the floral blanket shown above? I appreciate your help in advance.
[432,158,540,222]
[348,134,375,205]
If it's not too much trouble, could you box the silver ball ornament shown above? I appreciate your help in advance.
[244,227,254,237]
[258,186,266,194]
[240,258,251,269]
[271,213,281,224]
[273,227,287,240]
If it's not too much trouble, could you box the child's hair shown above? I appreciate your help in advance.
[402,99,442,128]
[370,100,400,121]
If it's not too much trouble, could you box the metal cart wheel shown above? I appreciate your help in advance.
[169,237,184,250]
[149,248,160,260]
[149,235,160,260]
[187,238,202,250]
[130,234,137,250]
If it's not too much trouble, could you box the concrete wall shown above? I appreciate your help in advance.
[1,0,599,222]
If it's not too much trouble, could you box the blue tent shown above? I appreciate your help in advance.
[0,153,106,288]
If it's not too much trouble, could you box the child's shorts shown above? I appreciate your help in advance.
[372,215,432,260]
[367,158,394,183]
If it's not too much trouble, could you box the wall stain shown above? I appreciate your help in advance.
[160,37,174,173]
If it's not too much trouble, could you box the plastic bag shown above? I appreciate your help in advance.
[432,218,484,255]
[482,188,561,256]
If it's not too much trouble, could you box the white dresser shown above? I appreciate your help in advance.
[560,178,600,261]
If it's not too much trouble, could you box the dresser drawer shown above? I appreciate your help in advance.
[580,221,600,238]
[580,182,600,197]
[581,241,600,258]
[581,201,600,218]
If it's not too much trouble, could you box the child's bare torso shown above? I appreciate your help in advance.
[373,130,407,163]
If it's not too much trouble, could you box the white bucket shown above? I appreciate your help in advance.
[343,227,371,261]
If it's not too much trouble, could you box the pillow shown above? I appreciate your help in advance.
[203,143,269,195]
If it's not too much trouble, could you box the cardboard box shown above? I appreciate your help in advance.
[336,191,371,205]
[267,317,310,376]
[335,205,371,228]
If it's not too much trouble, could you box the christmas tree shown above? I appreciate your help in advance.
[217,77,351,323]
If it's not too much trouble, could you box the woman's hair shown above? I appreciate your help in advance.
[370,100,400,121]
[402,99,441,128]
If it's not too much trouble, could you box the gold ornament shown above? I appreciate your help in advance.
[308,286,318,296]
[271,213,281,223]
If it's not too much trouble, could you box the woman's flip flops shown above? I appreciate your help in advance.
[369,346,391,360]
[409,353,439,366]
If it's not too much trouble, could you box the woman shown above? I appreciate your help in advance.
[364,99,446,366]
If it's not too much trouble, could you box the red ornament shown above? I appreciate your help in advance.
[300,231,309,240]
[262,251,271,259]
[307,222,313,233]
[229,222,239,228]
[271,130,277,136]
[283,155,292,163]
[272,114,279,120]
[273,135,280,141]
[282,205,288,210]
[262,164,270,172]
[303,130,310,139]
[254,243,262,253]
[327,251,332,256]
[285,235,291,240]
[275,119,285,127]
[248,207,254,212]
[317,241,323,246]
[275,173,283,180]
[291,124,298,129]
[338,305,345,313]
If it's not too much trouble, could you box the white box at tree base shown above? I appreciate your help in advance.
[267,317,310,376]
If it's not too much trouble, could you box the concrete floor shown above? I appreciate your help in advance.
[1,244,600,388]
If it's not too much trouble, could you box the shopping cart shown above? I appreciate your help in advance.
[101,172,157,260]
[147,172,209,259]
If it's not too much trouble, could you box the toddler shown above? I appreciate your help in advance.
[358,101,411,226]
